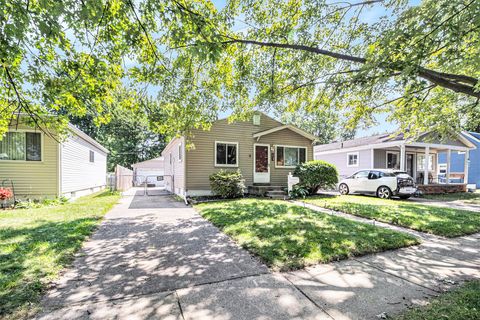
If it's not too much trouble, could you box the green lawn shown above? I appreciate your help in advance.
[195,199,419,271]
[423,192,480,205]
[0,191,121,319]
[395,281,480,320]
[303,195,480,237]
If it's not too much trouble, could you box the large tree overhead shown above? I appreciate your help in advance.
[1,0,479,139]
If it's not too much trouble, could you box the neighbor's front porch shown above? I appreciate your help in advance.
[373,141,470,194]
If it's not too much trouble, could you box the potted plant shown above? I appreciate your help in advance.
[0,188,13,209]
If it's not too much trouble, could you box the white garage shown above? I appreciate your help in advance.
[132,157,165,187]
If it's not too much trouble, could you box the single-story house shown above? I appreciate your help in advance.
[438,131,480,188]
[162,112,317,197]
[132,156,165,187]
[314,131,476,194]
[0,121,109,199]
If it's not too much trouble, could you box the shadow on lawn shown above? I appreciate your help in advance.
[200,201,419,270]
[13,198,479,320]
[0,217,101,316]
[312,195,480,237]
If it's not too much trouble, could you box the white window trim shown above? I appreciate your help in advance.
[214,141,239,167]
[386,151,400,169]
[346,152,359,167]
[89,150,95,163]
[416,152,435,172]
[275,145,307,168]
[0,129,44,163]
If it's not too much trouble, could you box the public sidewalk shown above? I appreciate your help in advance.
[35,192,480,319]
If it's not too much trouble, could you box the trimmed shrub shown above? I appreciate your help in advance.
[289,185,309,199]
[209,170,245,198]
[294,160,338,194]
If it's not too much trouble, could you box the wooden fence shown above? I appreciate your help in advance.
[114,165,133,191]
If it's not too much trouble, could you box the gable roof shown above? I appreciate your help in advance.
[162,111,318,151]
[253,124,318,141]
[315,131,475,153]
[463,131,480,144]
[132,156,164,169]
[67,124,110,154]
[315,132,404,152]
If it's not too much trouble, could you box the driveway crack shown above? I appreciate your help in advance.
[175,291,186,320]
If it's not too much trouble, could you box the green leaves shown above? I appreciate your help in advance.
[1,0,479,143]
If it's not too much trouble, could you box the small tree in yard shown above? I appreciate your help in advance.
[294,161,338,195]
[209,170,245,199]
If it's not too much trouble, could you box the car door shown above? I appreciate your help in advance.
[366,170,382,193]
[349,170,370,193]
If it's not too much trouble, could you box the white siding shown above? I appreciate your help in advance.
[315,149,372,178]
[134,168,165,187]
[161,137,185,196]
[60,134,107,197]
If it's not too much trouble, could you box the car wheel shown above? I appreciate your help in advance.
[399,195,411,199]
[339,183,349,195]
[377,186,392,199]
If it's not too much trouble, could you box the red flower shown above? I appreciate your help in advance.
[0,188,13,201]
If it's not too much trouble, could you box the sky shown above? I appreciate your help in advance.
[139,0,420,139]
[209,0,423,138]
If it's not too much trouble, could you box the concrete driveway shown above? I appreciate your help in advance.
[36,189,327,320]
[36,190,480,320]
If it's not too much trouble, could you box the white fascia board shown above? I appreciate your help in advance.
[314,141,404,155]
[405,142,472,151]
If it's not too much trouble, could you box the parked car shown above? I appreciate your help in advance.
[338,169,416,199]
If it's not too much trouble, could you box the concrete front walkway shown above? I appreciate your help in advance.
[408,197,480,212]
[36,192,480,320]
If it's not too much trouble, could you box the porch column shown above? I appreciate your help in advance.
[424,146,430,185]
[400,144,406,171]
[446,149,451,184]
[464,150,469,184]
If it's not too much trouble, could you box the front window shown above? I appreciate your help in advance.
[347,152,358,167]
[215,142,238,166]
[0,132,41,161]
[276,146,306,167]
[386,151,399,169]
[89,150,95,163]
[417,154,434,171]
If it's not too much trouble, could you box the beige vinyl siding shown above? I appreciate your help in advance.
[185,114,313,190]
[162,137,186,194]
[60,134,107,195]
[0,126,59,198]
[256,129,313,186]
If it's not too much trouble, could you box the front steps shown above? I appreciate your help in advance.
[247,185,288,199]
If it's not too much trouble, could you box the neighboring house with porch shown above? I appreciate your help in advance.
[132,156,164,187]
[314,132,476,194]
[161,112,317,197]
[0,121,109,200]
[438,131,480,188]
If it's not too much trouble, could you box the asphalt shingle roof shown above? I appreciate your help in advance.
[314,132,404,152]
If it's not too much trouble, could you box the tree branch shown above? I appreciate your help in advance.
[219,38,480,98]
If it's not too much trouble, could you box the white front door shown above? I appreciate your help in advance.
[254,144,270,184]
